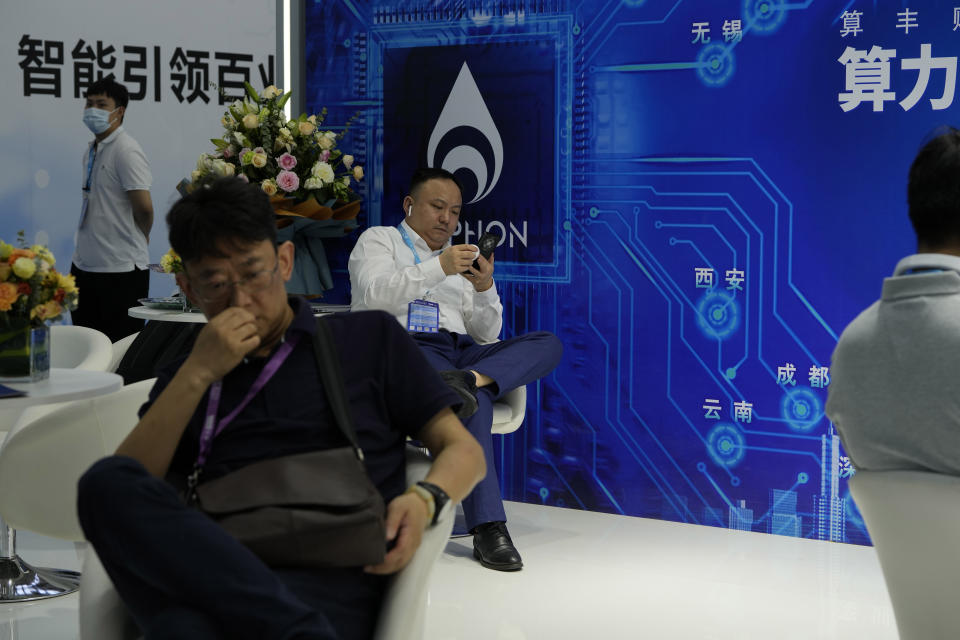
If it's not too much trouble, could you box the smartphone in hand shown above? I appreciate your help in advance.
[465,232,500,273]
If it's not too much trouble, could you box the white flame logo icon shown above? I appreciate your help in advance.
[427,62,503,204]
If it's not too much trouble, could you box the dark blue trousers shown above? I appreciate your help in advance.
[77,456,387,640]
[412,330,562,529]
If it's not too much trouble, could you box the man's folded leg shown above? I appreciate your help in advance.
[77,455,341,640]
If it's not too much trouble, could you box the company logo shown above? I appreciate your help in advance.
[427,62,503,204]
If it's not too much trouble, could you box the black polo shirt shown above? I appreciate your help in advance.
[141,298,461,503]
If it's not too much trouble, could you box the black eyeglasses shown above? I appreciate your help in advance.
[191,260,279,304]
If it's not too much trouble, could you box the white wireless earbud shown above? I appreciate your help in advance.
[407,206,412,217]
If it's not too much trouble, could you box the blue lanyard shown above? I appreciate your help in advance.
[83,144,97,192]
[397,224,422,265]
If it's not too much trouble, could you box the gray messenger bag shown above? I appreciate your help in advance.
[190,318,386,569]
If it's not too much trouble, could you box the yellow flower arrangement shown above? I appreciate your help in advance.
[0,232,77,325]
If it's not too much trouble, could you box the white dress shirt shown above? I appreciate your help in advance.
[348,220,503,343]
[74,126,151,272]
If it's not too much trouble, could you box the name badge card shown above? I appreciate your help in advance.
[407,299,440,333]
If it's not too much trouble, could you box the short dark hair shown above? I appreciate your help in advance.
[84,77,130,110]
[410,167,463,199]
[167,177,277,264]
[908,127,960,247]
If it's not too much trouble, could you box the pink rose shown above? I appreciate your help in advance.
[253,147,265,155]
[237,173,250,183]
[277,152,297,171]
[276,170,300,193]
[320,149,330,162]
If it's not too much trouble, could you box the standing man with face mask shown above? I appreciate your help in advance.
[72,77,154,342]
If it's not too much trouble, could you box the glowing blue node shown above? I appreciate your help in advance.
[780,387,824,432]
[730,476,741,487]
[572,24,581,35]
[695,290,740,340]
[725,367,737,380]
[562,221,572,231]
[696,461,707,473]
[539,487,549,500]
[343,39,351,47]
[797,472,809,484]
[696,43,735,88]
[706,423,746,468]
[589,207,599,218]
[743,0,788,35]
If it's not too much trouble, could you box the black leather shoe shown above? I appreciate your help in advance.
[440,370,479,419]
[472,521,523,571]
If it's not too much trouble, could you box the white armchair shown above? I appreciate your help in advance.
[51,325,113,371]
[849,469,960,640]
[108,332,140,373]
[491,385,526,435]
[0,379,155,541]
[80,446,455,640]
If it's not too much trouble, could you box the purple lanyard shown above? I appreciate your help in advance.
[194,332,301,469]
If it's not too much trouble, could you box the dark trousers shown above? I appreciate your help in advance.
[77,456,387,640]
[70,264,148,342]
[412,330,562,529]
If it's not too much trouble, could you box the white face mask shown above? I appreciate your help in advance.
[82,107,118,134]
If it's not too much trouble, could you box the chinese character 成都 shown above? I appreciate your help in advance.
[776,363,797,386]
[809,366,830,388]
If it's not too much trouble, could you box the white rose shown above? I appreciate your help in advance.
[262,85,281,99]
[352,165,364,181]
[341,176,351,187]
[311,161,335,184]
[342,154,354,169]
[304,176,323,190]
[317,134,333,150]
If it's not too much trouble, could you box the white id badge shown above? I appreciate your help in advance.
[407,299,440,333]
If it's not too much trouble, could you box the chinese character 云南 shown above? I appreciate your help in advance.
[703,398,722,420]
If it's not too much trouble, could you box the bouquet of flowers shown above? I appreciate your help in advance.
[0,232,78,326]
[183,83,364,225]
[160,248,183,274]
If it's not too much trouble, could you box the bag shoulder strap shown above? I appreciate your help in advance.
[311,317,364,459]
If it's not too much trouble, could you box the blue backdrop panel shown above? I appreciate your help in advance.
[305,0,957,546]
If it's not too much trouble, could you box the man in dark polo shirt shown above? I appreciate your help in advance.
[77,178,485,640]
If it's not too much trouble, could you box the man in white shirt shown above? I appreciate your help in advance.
[349,168,562,571]
[72,78,153,342]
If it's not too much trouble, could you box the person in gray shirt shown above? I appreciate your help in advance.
[826,128,960,475]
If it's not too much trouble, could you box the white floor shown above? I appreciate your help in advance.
[0,501,897,640]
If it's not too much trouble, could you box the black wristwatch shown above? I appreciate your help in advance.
[415,481,450,527]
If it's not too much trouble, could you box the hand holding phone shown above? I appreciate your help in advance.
[465,232,500,273]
